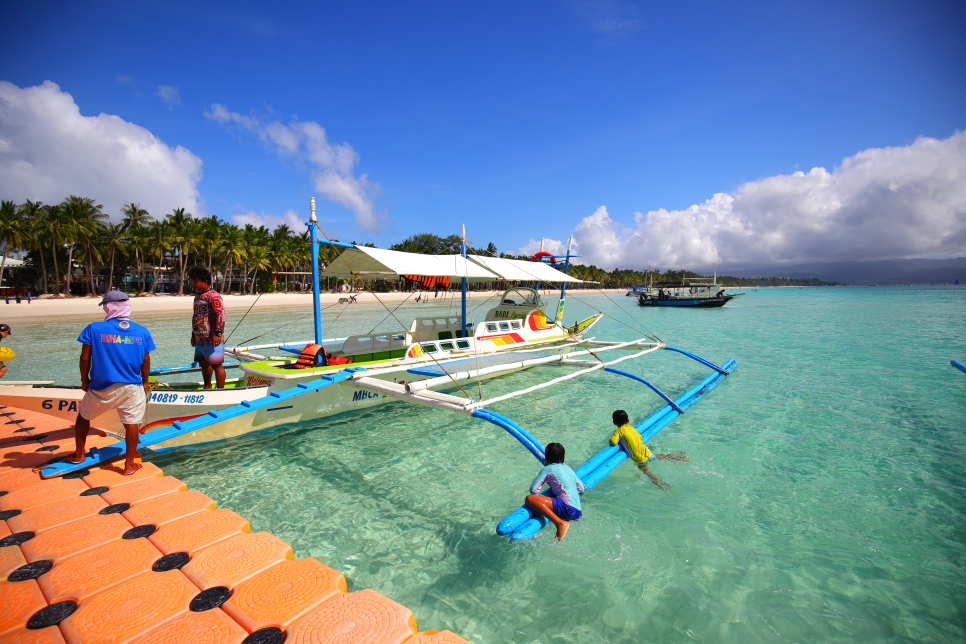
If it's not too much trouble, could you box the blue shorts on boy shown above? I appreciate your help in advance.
[194,342,225,366]
[551,496,583,521]
[531,462,587,519]
[77,319,156,391]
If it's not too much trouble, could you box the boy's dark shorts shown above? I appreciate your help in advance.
[551,497,582,521]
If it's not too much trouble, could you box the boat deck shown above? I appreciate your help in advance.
[0,405,471,643]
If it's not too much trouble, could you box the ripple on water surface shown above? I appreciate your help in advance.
[14,287,966,643]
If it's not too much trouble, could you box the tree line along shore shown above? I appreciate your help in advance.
[0,197,839,296]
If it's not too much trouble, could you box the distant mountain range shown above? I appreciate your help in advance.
[704,257,966,285]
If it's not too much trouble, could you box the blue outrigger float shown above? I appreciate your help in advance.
[21,198,737,542]
[952,360,966,374]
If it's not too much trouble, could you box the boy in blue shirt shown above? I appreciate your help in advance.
[65,291,156,475]
[525,442,587,541]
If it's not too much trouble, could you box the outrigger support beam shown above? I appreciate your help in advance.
[497,357,738,540]
[664,346,730,374]
[472,409,546,463]
[603,367,685,414]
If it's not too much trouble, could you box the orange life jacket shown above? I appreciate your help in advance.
[326,353,353,366]
[294,344,353,369]
[294,343,326,368]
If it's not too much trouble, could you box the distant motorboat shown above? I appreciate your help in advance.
[639,281,744,308]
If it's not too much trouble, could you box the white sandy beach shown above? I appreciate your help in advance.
[0,289,625,324]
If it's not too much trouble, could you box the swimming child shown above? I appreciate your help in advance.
[525,442,586,541]
[609,409,689,491]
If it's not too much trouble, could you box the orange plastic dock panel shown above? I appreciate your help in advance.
[102,476,188,505]
[148,508,250,556]
[38,537,164,603]
[181,532,294,591]
[127,608,248,644]
[0,541,27,575]
[222,557,348,632]
[285,589,419,644]
[0,467,43,492]
[123,490,216,527]
[0,477,90,512]
[20,513,134,563]
[59,570,199,644]
[407,631,475,643]
[0,578,49,636]
[7,494,109,534]
[0,451,58,474]
[0,625,68,644]
[82,462,162,489]
[0,519,10,538]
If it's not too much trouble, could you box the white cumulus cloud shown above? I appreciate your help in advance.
[0,80,203,219]
[570,132,966,270]
[205,103,386,235]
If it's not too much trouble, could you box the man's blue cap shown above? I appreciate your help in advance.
[98,290,129,306]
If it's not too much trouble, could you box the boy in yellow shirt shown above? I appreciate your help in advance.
[609,409,689,491]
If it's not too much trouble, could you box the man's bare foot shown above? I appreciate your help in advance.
[555,521,570,541]
[64,452,86,464]
[121,462,142,476]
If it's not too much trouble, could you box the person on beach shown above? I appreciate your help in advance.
[609,409,689,491]
[189,267,226,389]
[525,442,587,541]
[0,323,10,379]
[66,290,155,475]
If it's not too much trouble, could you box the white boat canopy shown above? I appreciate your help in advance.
[322,246,585,283]
[322,247,497,281]
[465,255,584,283]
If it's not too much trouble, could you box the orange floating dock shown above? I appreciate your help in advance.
[0,405,472,643]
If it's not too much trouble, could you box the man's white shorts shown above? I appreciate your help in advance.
[79,383,146,425]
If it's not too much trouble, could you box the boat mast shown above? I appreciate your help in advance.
[308,197,323,345]
[461,224,469,338]
[553,235,573,323]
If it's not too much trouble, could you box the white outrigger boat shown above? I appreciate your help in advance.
[6,199,737,538]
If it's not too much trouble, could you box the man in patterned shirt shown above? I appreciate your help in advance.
[189,267,226,389]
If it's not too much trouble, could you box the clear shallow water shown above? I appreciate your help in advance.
[8,287,966,643]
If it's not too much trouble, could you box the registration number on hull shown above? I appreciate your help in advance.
[149,393,206,404]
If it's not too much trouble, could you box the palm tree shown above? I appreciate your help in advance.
[220,225,244,293]
[121,203,152,292]
[245,245,272,294]
[0,200,24,289]
[102,223,127,291]
[145,220,172,294]
[165,208,193,295]
[39,204,73,294]
[61,196,106,295]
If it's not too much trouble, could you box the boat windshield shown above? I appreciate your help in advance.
[500,287,543,307]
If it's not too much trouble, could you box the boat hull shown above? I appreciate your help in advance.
[638,294,740,307]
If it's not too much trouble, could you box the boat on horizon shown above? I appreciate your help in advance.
[638,279,745,308]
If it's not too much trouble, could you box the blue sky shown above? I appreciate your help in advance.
[1,1,964,269]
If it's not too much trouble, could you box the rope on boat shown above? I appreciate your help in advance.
[224,293,263,344]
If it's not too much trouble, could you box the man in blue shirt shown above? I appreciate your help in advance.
[65,290,156,475]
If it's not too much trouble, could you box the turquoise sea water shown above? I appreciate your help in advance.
[8,287,966,643]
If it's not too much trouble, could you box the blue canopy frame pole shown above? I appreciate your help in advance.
[461,224,469,338]
[554,235,574,322]
[603,367,685,413]
[308,198,323,345]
